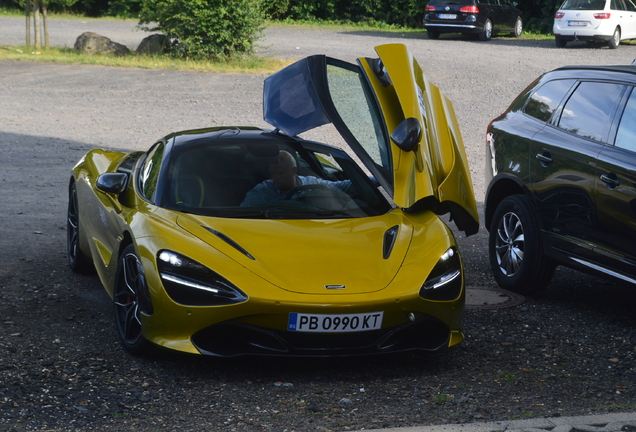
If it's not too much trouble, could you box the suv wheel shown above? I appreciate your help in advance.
[479,19,492,41]
[511,17,522,37]
[489,195,555,295]
[427,30,440,40]
[608,27,620,49]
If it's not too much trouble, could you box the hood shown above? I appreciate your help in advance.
[176,213,414,295]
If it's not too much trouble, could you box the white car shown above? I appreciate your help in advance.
[553,0,636,48]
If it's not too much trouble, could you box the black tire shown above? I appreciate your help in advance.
[113,244,152,356]
[479,19,492,41]
[488,195,555,295]
[555,36,567,48]
[67,182,92,273]
[427,30,440,40]
[511,17,522,37]
[608,27,620,49]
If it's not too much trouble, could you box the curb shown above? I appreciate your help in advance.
[367,412,636,432]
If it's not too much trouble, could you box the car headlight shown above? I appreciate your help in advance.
[157,250,248,306]
[419,247,463,301]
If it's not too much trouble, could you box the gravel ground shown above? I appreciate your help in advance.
[0,17,636,431]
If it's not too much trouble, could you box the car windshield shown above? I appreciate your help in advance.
[162,138,392,219]
[559,0,607,10]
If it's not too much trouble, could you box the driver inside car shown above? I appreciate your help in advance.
[240,150,355,207]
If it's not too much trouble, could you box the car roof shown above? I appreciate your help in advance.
[551,64,636,82]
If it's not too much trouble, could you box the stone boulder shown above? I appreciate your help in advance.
[74,32,130,56]
[136,34,170,55]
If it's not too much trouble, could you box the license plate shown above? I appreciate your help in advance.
[568,20,587,26]
[438,13,457,19]
[288,312,383,333]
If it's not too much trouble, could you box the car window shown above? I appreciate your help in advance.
[524,79,576,122]
[615,88,636,152]
[139,142,164,202]
[558,81,626,142]
[432,0,473,4]
[626,0,636,11]
[164,141,391,219]
[560,0,607,9]
[325,63,391,173]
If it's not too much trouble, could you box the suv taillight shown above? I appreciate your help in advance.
[425,5,436,11]
[460,5,479,13]
[593,12,611,19]
[555,11,565,18]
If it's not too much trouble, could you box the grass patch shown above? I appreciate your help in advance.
[0,46,290,74]
[433,394,454,404]
[496,372,518,382]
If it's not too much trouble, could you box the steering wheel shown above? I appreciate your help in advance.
[284,183,332,200]
[284,183,353,210]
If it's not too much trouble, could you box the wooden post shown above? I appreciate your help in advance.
[25,0,31,47]
[34,1,41,50]
[42,2,49,49]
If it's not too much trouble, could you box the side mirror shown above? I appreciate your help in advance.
[96,173,128,194]
[390,117,421,152]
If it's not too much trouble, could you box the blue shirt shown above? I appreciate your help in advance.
[241,176,354,207]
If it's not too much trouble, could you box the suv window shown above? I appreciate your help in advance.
[615,88,636,152]
[558,81,625,142]
[524,79,575,122]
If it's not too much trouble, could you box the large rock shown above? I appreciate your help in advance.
[136,34,170,55]
[74,32,130,56]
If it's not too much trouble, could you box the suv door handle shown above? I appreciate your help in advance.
[600,173,620,188]
[535,152,553,165]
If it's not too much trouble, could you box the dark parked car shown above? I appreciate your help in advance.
[424,0,523,41]
[485,65,636,294]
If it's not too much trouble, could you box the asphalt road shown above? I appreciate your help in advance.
[1,16,636,431]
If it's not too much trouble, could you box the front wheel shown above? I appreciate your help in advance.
[608,27,620,49]
[511,17,522,37]
[488,195,555,295]
[113,244,152,355]
[67,182,92,273]
[479,19,492,41]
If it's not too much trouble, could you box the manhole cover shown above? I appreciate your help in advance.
[465,286,525,310]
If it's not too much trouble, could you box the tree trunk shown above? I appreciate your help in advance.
[33,1,41,50]
[25,0,31,47]
[42,2,49,49]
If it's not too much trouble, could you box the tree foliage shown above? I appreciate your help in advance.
[1,0,568,38]
[263,0,428,28]
[138,0,264,59]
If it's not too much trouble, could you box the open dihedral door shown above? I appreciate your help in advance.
[262,43,479,235]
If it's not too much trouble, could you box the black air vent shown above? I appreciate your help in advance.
[383,225,399,259]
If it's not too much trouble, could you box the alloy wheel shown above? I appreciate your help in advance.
[494,211,524,277]
[114,252,145,345]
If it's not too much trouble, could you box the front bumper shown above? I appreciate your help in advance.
[192,316,456,357]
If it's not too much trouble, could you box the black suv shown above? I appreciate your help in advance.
[424,0,523,41]
[485,65,636,294]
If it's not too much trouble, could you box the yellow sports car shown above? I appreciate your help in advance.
[67,43,478,357]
